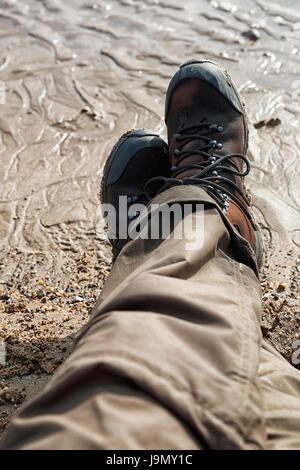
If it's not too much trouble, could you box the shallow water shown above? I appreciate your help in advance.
[0,0,299,258]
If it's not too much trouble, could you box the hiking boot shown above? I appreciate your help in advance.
[101,129,170,259]
[163,59,263,268]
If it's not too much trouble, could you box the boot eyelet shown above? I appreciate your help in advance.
[173,149,181,156]
[217,126,224,132]
[217,143,223,149]
[212,171,218,176]
[127,195,138,203]
[209,140,217,147]
[174,133,181,141]
[209,124,218,130]
[171,166,177,172]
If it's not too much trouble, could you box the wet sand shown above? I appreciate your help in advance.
[0,0,299,437]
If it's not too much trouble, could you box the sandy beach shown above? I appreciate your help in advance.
[0,0,299,438]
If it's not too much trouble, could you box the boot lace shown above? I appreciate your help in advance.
[144,123,256,228]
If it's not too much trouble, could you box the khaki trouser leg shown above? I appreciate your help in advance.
[1,186,299,449]
[259,340,300,450]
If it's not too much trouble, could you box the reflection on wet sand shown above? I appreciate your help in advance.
[0,0,299,436]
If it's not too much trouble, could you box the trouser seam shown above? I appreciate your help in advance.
[237,262,263,440]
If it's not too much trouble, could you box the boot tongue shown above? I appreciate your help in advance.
[171,133,212,169]
[172,129,245,187]
[173,136,245,199]
[172,132,221,177]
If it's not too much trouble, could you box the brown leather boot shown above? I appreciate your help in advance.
[163,59,263,268]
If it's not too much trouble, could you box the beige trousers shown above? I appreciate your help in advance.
[1,187,300,450]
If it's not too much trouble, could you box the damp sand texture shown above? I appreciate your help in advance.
[0,0,299,438]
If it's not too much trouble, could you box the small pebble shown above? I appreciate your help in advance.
[0,294,10,301]
[277,283,286,291]
[37,289,46,299]
[242,28,261,41]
